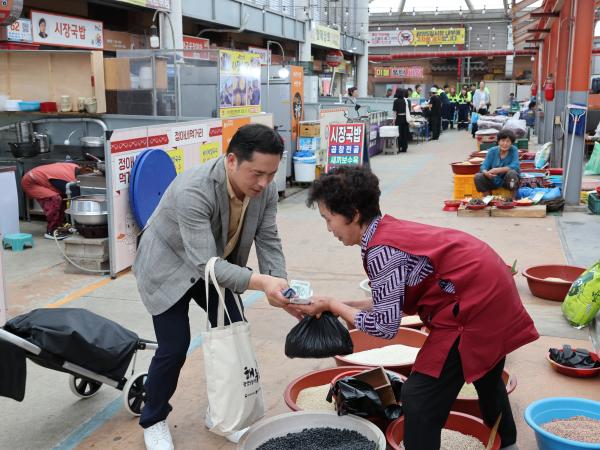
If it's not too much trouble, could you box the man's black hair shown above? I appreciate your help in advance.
[227,123,284,162]
[307,166,381,226]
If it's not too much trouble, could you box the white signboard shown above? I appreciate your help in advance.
[169,123,210,147]
[1,18,33,42]
[31,10,103,50]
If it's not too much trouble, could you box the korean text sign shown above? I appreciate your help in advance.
[326,123,364,172]
[31,10,103,49]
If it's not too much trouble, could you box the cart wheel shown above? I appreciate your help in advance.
[123,372,148,417]
[69,375,102,398]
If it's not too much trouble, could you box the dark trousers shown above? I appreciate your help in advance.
[429,115,441,140]
[457,104,470,130]
[401,339,517,450]
[139,279,245,428]
[396,116,409,152]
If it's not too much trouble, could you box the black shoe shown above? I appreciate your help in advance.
[44,229,71,240]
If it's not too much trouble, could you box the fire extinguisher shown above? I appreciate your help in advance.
[544,75,555,101]
[531,82,538,97]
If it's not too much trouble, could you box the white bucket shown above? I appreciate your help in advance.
[293,156,316,183]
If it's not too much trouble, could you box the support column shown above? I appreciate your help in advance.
[542,21,558,148]
[355,0,369,96]
[298,0,312,64]
[564,0,595,204]
[553,0,572,166]
[160,0,183,49]
[536,40,547,143]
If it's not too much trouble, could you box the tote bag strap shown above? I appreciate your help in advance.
[204,257,244,330]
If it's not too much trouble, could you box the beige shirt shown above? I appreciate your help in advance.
[224,163,249,258]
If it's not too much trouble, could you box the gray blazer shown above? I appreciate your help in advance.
[133,155,287,316]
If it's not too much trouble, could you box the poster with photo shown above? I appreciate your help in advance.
[219,50,262,118]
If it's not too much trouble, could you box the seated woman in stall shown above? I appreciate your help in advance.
[294,166,537,450]
[474,129,521,200]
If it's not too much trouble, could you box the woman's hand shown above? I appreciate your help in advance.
[294,296,333,318]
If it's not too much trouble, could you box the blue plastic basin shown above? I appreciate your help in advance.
[525,397,600,450]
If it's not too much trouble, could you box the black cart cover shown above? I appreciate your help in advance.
[4,308,139,380]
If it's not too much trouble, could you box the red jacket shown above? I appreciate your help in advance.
[21,163,78,199]
[365,215,538,382]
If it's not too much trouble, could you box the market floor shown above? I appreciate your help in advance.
[2,128,599,450]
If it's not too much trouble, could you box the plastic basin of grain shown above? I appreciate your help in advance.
[386,411,501,450]
[525,397,600,450]
[335,328,428,376]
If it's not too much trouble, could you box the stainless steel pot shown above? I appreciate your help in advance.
[80,136,104,147]
[66,195,108,225]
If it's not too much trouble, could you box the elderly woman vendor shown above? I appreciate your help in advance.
[295,166,538,450]
[474,129,521,199]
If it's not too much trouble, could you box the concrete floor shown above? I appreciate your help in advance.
[2,128,600,450]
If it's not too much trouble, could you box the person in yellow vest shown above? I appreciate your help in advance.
[412,84,423,101]
[456,86,471,131]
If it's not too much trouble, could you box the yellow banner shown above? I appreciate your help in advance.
[219,50,262,118]
[200,141,220,163]
[312,24,340,49]
[412,28,465,46]
[167,147,184,174]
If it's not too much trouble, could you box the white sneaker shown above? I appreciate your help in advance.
[204,414,249,444]
[144,420,174,450]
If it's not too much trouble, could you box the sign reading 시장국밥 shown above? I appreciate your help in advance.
[326,123,364,173]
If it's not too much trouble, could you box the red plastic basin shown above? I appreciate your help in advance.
[386,411,501,450]
[522,265,586,301]
[284,366,376,412]
[334,328,428,376]
[547,352,600,378]
[451,162,481,175]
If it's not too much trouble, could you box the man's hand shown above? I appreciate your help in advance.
[293,296,333,319]
[249,273,289,307]
[483,170,495,179]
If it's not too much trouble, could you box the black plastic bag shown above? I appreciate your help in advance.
[328,374,403,420]
[5,308,139,380]
[285,312,353,358]
[549,345,600,368]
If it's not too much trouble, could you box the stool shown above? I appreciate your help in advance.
[3,233,34,252]
[379,126,399,155]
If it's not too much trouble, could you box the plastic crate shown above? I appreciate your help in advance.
[453,174,513,200]
[480,142,497,151]
[453,174,482,200]
[589,193,600,214]
[517,138,529,150]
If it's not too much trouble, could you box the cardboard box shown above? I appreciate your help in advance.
[300,122,321,137]
[354,367,396,407]
[104,58,132,91]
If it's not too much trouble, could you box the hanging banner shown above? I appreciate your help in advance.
[248,46,271,65]
[290,65,304,147]
[374,66,424,79]
[183,35,210,60]
[31,11,103,49]
[113,0,170,11]
[312,24,340,49]
[326,123,364,172]
[368,28,465,47]
[218,50,262,118]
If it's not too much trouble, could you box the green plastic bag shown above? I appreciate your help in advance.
[584,142,600,175]
[562,261,600,328]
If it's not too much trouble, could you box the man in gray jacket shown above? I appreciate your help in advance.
[134,124,292,450]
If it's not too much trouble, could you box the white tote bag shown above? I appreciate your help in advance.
[202,257,265,435]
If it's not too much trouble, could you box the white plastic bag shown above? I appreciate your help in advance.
[202,257,265,435]
[534,142,552,169]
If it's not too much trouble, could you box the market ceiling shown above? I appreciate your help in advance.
[368,0,542,15]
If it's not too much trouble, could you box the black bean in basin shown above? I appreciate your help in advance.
[255,427,377,450]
